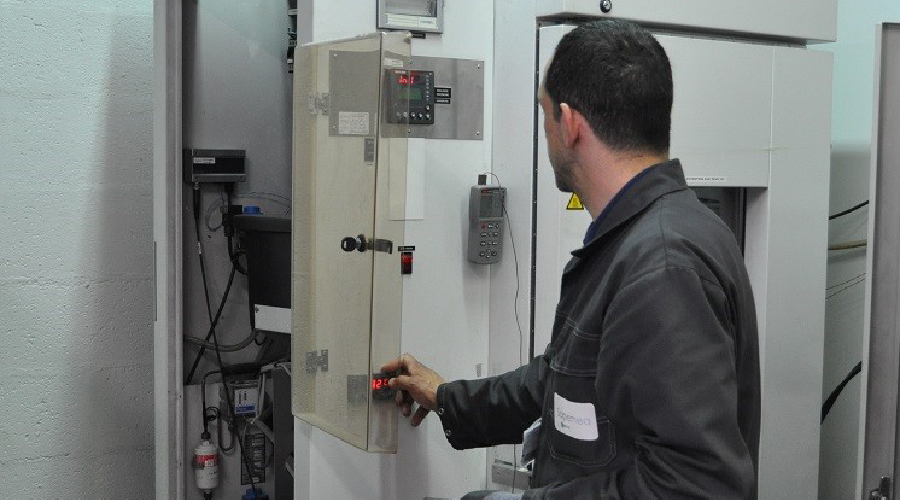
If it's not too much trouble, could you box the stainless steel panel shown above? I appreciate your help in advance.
[408,56,484,140]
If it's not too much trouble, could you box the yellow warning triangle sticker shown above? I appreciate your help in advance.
[566,193,585,210]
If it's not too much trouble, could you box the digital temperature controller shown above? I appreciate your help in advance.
[371,371,397,401]
[384,69,435,125]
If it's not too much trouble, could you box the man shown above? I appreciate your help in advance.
[383,20,760,499]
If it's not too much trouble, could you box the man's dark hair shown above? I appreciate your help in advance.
[544,20,673,154]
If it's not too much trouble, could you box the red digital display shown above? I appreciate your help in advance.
[397,74,416,85]
[372,378,390,390]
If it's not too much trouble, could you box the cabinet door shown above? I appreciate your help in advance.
[292,33,409,452]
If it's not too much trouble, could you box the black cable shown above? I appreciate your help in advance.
[201,370,221,436]
[488,172,524,495]
[184,261,240,385]
[209,266,258,493]
[224,189,248,275]
[210,406,236,453]
[821,361,863,423]
[829,200,869,221]
[193,184,215,325]
[827,273,866,291]
[826,278,867,301]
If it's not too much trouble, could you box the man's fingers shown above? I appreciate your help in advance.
[410,405,430,427]
[402,401,412,417]
[390,374,415,392]
[381,352,418,374]
[380,358,403,373]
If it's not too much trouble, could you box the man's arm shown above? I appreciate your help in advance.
[527,266,757,499]
[383,353,549,449]
[438,354,548,449]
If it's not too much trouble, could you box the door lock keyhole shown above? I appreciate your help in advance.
[341,234,368,252]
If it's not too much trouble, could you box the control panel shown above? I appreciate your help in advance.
[384,69,435,125]
[347,371,397,403]
[467,186,506,264]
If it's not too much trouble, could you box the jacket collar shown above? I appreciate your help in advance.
[572,159,688,258]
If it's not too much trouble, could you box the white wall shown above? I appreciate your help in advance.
[819,2,900,499]
[294,1,495,499]
[0,0,154,496]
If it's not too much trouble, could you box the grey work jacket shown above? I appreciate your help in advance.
[436,160,761,499]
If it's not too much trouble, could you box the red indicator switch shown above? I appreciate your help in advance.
[401,252,413,275]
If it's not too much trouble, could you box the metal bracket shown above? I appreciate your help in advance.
[368,238,393,254]
[491,460,531,491]
[305,349,329,373]
[871,477,892,500]
[307,92,329,115]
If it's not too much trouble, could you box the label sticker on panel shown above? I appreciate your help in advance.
[566,193,585,210]
[685,176,729,184]
[434,87,452,105]
[338,111,370,135]
[554,393,598,441]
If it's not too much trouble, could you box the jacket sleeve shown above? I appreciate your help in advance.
[527,266,757,499]
[436,354,549,449]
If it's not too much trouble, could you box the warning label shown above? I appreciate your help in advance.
[566,193,585,210]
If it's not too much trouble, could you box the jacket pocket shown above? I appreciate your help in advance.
[546,320,616,467]
[548,315,602,377]
[546,401,616,468]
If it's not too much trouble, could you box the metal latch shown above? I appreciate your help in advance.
[307,92,329,115]
[340,234,393,254]
[870,477,891,500]
[305,349,328,373]
[369,238,393,254]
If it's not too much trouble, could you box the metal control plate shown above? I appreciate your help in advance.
[406,56,484,140]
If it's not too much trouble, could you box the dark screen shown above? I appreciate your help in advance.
[479,193,503,218]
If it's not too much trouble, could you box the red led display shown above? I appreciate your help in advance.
[372,378,390,390]
[397,74,416,85]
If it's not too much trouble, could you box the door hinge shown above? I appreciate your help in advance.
[305,349,328,374]
[870,477,891,500]
[308,92,329,115]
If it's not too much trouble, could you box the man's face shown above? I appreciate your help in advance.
[540,94,576,193]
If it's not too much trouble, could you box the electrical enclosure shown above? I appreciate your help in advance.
[291,32,410,453]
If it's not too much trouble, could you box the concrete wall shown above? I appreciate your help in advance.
[0,0,154,496]
[819,2,900,499]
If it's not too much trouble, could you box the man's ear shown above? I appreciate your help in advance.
[558,103,581,148]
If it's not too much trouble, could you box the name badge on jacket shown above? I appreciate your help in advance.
[554,393,598,441]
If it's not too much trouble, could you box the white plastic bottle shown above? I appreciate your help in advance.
[193,440,219,497]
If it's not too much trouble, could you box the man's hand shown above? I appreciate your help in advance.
[381,353,445,427]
